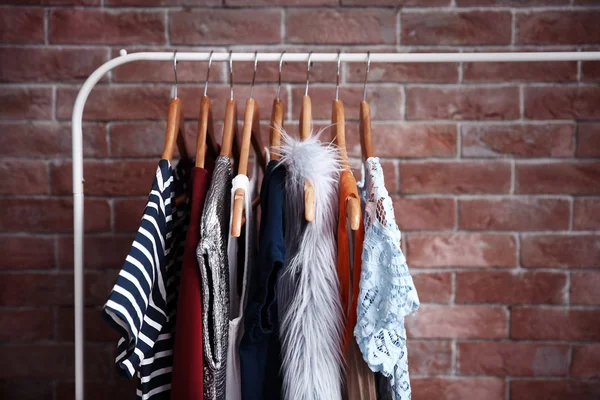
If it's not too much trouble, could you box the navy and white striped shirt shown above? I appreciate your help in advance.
[103,159,191,400]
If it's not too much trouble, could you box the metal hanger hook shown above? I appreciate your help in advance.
[229,50,234,100]
[335,50,342,101]
[277,51,286,100]
[250,51,258,99]
[204,50,214,97]
[363,51,371,102]
[173,50,178,98]
[305,51,313,97]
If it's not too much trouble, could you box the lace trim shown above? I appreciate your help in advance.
[355,157,420,400]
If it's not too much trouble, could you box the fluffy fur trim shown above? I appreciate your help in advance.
[277,128,344,400]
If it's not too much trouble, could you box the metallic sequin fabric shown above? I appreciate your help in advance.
[196,156,234,400]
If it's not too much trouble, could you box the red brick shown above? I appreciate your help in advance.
[57,85,285,122]
[374,123,457,158]
[170,9,281,45]
[457,341,569,376]
[524,86,600,120]
[511,307,600,341]
[0,7,44,44]
[0,198,110,233]
[0,309,54,341]
[571,272,600,305]
[56,381,137,400]
[343,0,449,5]
[412,377,505,400]
[0,160,48,195]
[464,61,576,82]
[407,233,516,268]
[0,273,73,306]
[1,344,112,379]
[401,11,511,45]
[574,198,600,230]
[0,380,53,400]
[457,0,567,5]
[461,124,575,158]
[400,161,511,194]
[50,9,165,45]
[582,61,600,82]
[521,234,600,268]
[0,122,108,158]
[51,160,158,196]
[408,305,508,339]
[108,0,218,4]
[114,198,147,232]
[577,123,600,157]
[58,235,134,270]
[0,87,52,119]
[408,340,452,375]
[287,9,396,44]
[406,86,520,120]
[1,236,55,270]
[0,47,107,82]
[110,122,165,158]
[517,11,600,45]
[392,197,455,230]
[347,61,458,83]
[291,85,403,121]
[571,344,600,378]
[227,0,336,4]
[459,198,570,231]
[511,380,600,400]
[516,162,600,194]
[456,271,567,304]
[56,307,119,342]
[412,272,452,303]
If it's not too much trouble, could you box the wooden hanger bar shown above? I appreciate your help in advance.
[220,99,237,158]
[360,101,374,160]
[196,96,212,168]
[269,99,284,161]
[162,97,187,161]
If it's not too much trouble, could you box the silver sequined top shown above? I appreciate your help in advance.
[197,156,233,400]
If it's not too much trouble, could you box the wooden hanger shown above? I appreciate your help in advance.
[220,51,238,160]
[162,51,188,162]
[301,53,316,223]
[232,52,267,237]
[269,52,286,161]
[196,51,221,168]
[332,52,360,231]
[359,52,374,160]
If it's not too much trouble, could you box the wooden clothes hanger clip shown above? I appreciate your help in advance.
[332,52,360,231]
[301,52,316,223]
[269,51,286,162]
[196,51,220,169]
[359,52,374,161]
[231,52,267,237]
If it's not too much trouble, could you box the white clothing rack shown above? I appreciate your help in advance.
[71,50,600,400]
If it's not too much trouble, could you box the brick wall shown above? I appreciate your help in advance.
[1,1,599,399]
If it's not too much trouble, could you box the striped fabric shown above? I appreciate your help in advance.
[103,159,191,400]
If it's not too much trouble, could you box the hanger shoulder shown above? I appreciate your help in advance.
[195,95,211,168]
[332,99,350,169]
[300,95,312,141]
[270,98,284,161]
[360,100,374,160]
[231,97,256,238]
[220,98,237,158]
[250,103,267,172]
[162,97,185,161]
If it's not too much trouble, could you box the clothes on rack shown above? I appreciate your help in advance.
[102,83,420,400]
[102,158,191,400]
[239,159,286,400]
[355,157,420,400]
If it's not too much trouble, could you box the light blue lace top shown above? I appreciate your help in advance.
[355,157,420,400]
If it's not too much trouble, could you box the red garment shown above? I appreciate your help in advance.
[171,167,211,400]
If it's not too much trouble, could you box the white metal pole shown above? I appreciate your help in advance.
[72,49,600,400]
